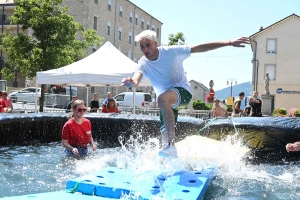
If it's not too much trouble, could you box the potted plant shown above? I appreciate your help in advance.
[273,108,288,117]
[51,85,66,94]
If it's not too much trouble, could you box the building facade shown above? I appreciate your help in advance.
[0,0,162,102]
[250,14,300,112]
[188,80,209,109]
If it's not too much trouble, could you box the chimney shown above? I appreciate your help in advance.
[259,26,263,31]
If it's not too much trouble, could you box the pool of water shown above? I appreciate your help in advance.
[0,135,300,200]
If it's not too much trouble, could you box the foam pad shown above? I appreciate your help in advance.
[66,167,217,199]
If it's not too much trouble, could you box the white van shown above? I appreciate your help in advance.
[114,92,152,108]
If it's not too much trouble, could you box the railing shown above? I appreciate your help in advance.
[9,102,212,118]
[118,107,211,118]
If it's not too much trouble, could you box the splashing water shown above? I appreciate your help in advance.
[0,129,300,199]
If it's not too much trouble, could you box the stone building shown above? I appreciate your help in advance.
[0,0,162,103]
[249,13,300,112]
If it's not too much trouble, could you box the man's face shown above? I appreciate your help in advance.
[139,39,158,60]
[241,95,245,100]
[107,93,112,99]
[253,92,258,98]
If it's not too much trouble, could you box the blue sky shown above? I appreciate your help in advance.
[130,0,300,90]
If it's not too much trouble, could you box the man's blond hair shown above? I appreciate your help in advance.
[135,30,157,43]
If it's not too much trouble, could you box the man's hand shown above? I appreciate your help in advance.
[121,77,135,88]
[231,37,250,47]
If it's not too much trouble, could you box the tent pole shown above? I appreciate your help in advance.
[133,88,136,114]
[86,86,89,109]
[35,82,38,113]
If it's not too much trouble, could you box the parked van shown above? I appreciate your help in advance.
[114,92,152,108]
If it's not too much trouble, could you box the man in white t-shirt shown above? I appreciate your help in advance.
[122,30,249,158]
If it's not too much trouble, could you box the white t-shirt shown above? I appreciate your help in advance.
[136,45,192,97]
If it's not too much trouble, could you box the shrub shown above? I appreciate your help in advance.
[289,108,298,117]
[273,108,288,117]
[294,110,300,117]
[192,99,210,110]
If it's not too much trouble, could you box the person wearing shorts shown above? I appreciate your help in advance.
[121,30,249,158]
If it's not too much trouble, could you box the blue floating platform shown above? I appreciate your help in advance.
[66,167,217,199]
[1,167,217,200]
[0,190,111,199]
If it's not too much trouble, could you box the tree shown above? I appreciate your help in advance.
[1,0,102,112]
[192,99,211,110]
[168,32,185,45]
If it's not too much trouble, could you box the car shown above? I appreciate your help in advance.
[8,87,41,103]
[113,92,153,108]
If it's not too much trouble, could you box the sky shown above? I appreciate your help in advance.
[130,0,300,90]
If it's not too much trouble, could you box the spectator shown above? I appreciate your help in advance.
[250,91,262,117]
[1,91,13,112]
[61,100,97,157]
[212,99,228,117]
[66,95,78,113]
[102,99,119,113]
[90,93,100,113]
[244,97,253,116]
[231,92,245,117]
[0,93,6,113]
[102,92,112,107]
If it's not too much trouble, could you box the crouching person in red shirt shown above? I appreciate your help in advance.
[62,100,97,157]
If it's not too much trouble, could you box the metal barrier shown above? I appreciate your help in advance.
[9,103,212,118]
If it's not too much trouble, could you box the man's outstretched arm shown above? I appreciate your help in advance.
[191,37,250,53]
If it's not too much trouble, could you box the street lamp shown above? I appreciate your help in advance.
[227,78,237,97]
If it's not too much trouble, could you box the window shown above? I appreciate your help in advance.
[152,25,155,31]
[265,64,276,80]
[147,22,150,30]
[92,44,97,53]
[266,39,276,54]
[133,57,137,63]
[157,28,159,37]
[141,18,144,29]
[1,14,6,22]
[129,12,132,22]
[119,6,122,17]
[128,32,132,45]
[107,0,111,11]
[118,27,122,40]
[135,13,138,25]
[115,94,125,101]
[194,86,197,90]
[118,45,121,51]
[91,87,95,93]
[93,16,97,31]
[106,21,111,36]
[128,50,132,59]
[134,35,137,47]
[94,0,98,4]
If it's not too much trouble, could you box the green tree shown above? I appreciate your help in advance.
[1,0,102,111]
[168,32,185,45]
[192,99,211,110]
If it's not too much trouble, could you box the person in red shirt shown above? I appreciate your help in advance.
[61,100,97,156]
[0,91,7,113]
[101,99,119,113]
[1,91,13,112]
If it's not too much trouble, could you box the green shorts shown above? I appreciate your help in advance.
[159,87,192,131]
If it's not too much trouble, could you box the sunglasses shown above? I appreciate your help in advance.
[74,108,87,112]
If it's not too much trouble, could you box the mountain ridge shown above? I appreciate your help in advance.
[215,81,252,100]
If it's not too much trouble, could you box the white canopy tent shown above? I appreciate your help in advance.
[35,41,151,112]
